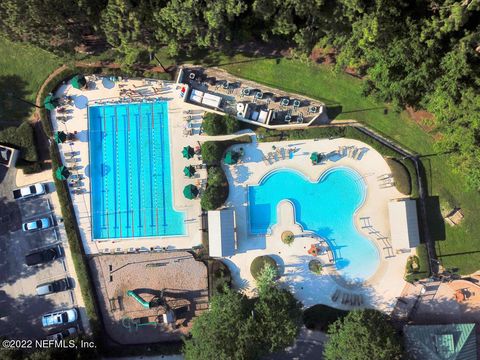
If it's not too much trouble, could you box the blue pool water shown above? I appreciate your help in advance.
[88,101,185,240]
[249,168,379,281]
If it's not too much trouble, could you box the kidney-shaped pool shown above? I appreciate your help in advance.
[248,167,380,282]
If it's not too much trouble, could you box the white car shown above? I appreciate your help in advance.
[46,327,77,341]
[22,217,52,232]
[41,309,78,328]
[12,183,45,200]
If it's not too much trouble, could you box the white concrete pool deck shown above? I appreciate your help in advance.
[52,77,206,254]
[222,138,411,312]
[51,75,412,312]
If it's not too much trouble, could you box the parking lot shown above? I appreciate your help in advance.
[0,174,80,340]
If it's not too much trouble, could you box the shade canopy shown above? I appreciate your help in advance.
[44,94,58,110]
[224,151,238,165]
[54,131,67,144]
[183,165,196,177]
[55,165,70,180]
[310,152,322,164]
[183,184,198,199]
[182,146,194,159]
[71,75,87,90]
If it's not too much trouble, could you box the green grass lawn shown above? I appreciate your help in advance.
[214,56,480,275]
[0,36,61,124]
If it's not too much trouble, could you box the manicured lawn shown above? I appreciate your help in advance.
[216,56,480,275]
[0,36,61,124]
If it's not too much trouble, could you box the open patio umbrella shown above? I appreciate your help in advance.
[44,94,58,111]
[182,146,194,159]
[183,184,198,199]
[310,152,320,164]
[55,165,70,180]
[183,165,196,178]
[53,131,67,144]
[224,151,238,165]
[71,75,87,90]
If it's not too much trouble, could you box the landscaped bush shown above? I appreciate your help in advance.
[207,259,232,296]
[201,141,225,164]
[386,158,411,195]
[308,259,323,274]
[200,166,229,211]
[49,145,101,342]
[250,256,278,280]
[0,122,38,162]
[16,160,43,174]
[202,112,240,135]
[303,304,348,331]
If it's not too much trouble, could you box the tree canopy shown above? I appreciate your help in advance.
[323,309,403,360]
[1,0,479,187]
[183,268,302,360]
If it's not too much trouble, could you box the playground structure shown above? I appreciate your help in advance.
[122,289,176,332]
[91,252,209,343]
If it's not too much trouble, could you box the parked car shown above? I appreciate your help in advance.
[25,245,62,266]
[36,278,71,296]
[12,184,45,200]
[22,217,52,232]
[46,327,77,341]
[41,308,77,328]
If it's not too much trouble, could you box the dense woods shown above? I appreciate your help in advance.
[0,0,479,188]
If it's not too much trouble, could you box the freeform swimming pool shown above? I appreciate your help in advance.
[248,167,379,281]
[88,101,185,240]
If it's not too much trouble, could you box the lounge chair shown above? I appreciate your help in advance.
[331,289,340,302]
[351,148,358,159]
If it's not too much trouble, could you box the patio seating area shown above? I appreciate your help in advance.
[177,67,327,128]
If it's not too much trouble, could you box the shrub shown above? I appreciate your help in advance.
[281,231,295,245]
[386,158,411,195]
[303,304,348,331]
[208,259,232,296]
[225,115,240,134]
[250,256,278,280]
[16,160,43,174]
[202,112,240,135]
[201,185,227,210]
[309,259,323,274]
[203,113,226,135]
[0,122,38,162]
[201,141,225,164]
[200,166,229,211]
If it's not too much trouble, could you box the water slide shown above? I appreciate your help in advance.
[127,290,151,309]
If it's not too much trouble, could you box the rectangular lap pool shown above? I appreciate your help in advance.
[88,101,185,240]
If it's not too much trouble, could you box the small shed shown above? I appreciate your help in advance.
[208,209,236,257]
[404,323,477,360]
[388,198,420,251]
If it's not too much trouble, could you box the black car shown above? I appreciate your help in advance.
[36,278,71,296]
[25,246,62,266]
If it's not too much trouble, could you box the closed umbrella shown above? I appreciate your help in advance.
[55,165,70,180]
[182,146,194,159]
[183,165,196,178]
[71,75,87,90]
[54,131,67,144]
[183,184,198,199]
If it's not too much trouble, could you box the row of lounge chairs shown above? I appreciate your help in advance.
[331,289,364,307]
[338,146,366,160]
[261,147,291,165]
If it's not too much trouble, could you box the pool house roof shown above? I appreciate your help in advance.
[404,323,477,360]
[388,198,420,251]
[208,209,236,258]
